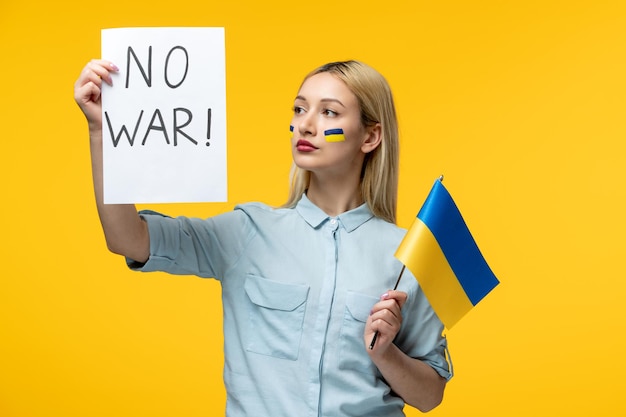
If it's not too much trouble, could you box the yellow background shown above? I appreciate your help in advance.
[1,0,625,416]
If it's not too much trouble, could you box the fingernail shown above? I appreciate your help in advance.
[380,292,389,300]
[110,63,120,71]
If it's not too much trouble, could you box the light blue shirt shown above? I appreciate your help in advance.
[129,194,452,417]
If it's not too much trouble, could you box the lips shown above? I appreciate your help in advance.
[296,139,318,152]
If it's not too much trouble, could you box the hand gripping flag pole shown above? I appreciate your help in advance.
[368,264,406,349]
[369,176,499,349]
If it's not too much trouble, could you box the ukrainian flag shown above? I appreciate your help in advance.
[324,128,346,142]
[395,178,499,328]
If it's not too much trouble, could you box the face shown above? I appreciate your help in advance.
[290,72,379,177]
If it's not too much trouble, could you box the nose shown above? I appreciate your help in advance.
[296,111,316,137]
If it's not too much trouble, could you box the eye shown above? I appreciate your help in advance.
[293,105,306,115]
[323,108,338,117]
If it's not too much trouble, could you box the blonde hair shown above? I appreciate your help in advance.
[283,60,399,224]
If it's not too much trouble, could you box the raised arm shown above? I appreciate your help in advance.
[74,59,150,263]
[366,290,447,412]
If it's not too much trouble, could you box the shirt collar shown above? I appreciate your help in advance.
[295,193,375,232]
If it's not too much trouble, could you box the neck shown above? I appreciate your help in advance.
[306,173,363,217]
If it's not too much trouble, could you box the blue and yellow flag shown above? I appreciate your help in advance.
[324,128,346,142]
[395,178,499,328]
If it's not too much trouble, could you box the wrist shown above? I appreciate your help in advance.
[88,126,103,142]
[368,340,401,366]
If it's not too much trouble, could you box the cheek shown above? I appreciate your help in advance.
[324,120,365,143]
[340,124,368,146]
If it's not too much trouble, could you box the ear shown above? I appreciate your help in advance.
[361,123,382,154]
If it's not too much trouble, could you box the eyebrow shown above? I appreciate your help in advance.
[295,95,346,108]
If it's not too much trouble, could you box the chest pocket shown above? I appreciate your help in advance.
[244,274,310,360]
[338,291,380,375]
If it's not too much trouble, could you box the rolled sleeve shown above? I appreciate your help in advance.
[397,277,454,381]
[126,209,254,280]
[125,210,180,273]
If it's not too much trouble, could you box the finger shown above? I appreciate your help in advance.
[370,291,405,316]
[370,317,395,334]
[370,307,403,330]
[368,316,401,346]
[74,81,93,104]
[76,68,103,93]
[380,290,408,309]
[74,81,101,104]
[83,59,119,86]
[370,300,402,322]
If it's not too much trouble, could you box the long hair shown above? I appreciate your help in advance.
[283,60,399,224]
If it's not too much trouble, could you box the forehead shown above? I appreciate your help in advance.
[296,72,357,105]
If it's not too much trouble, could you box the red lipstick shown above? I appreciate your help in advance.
[296,139,318,152]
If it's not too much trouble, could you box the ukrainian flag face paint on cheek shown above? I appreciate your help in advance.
[290,125,294,139]
[324,128,345,142]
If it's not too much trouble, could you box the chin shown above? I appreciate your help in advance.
[292,154,316,170]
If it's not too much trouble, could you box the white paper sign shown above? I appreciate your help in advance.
[101,27,227,203]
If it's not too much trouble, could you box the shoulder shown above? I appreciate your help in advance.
[232,202,299,228]
[234,202,293,217]
[365,215,408,241]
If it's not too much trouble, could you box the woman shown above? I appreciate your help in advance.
[74,59,452,416]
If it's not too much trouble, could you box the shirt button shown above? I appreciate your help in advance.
[330,219,337,225]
